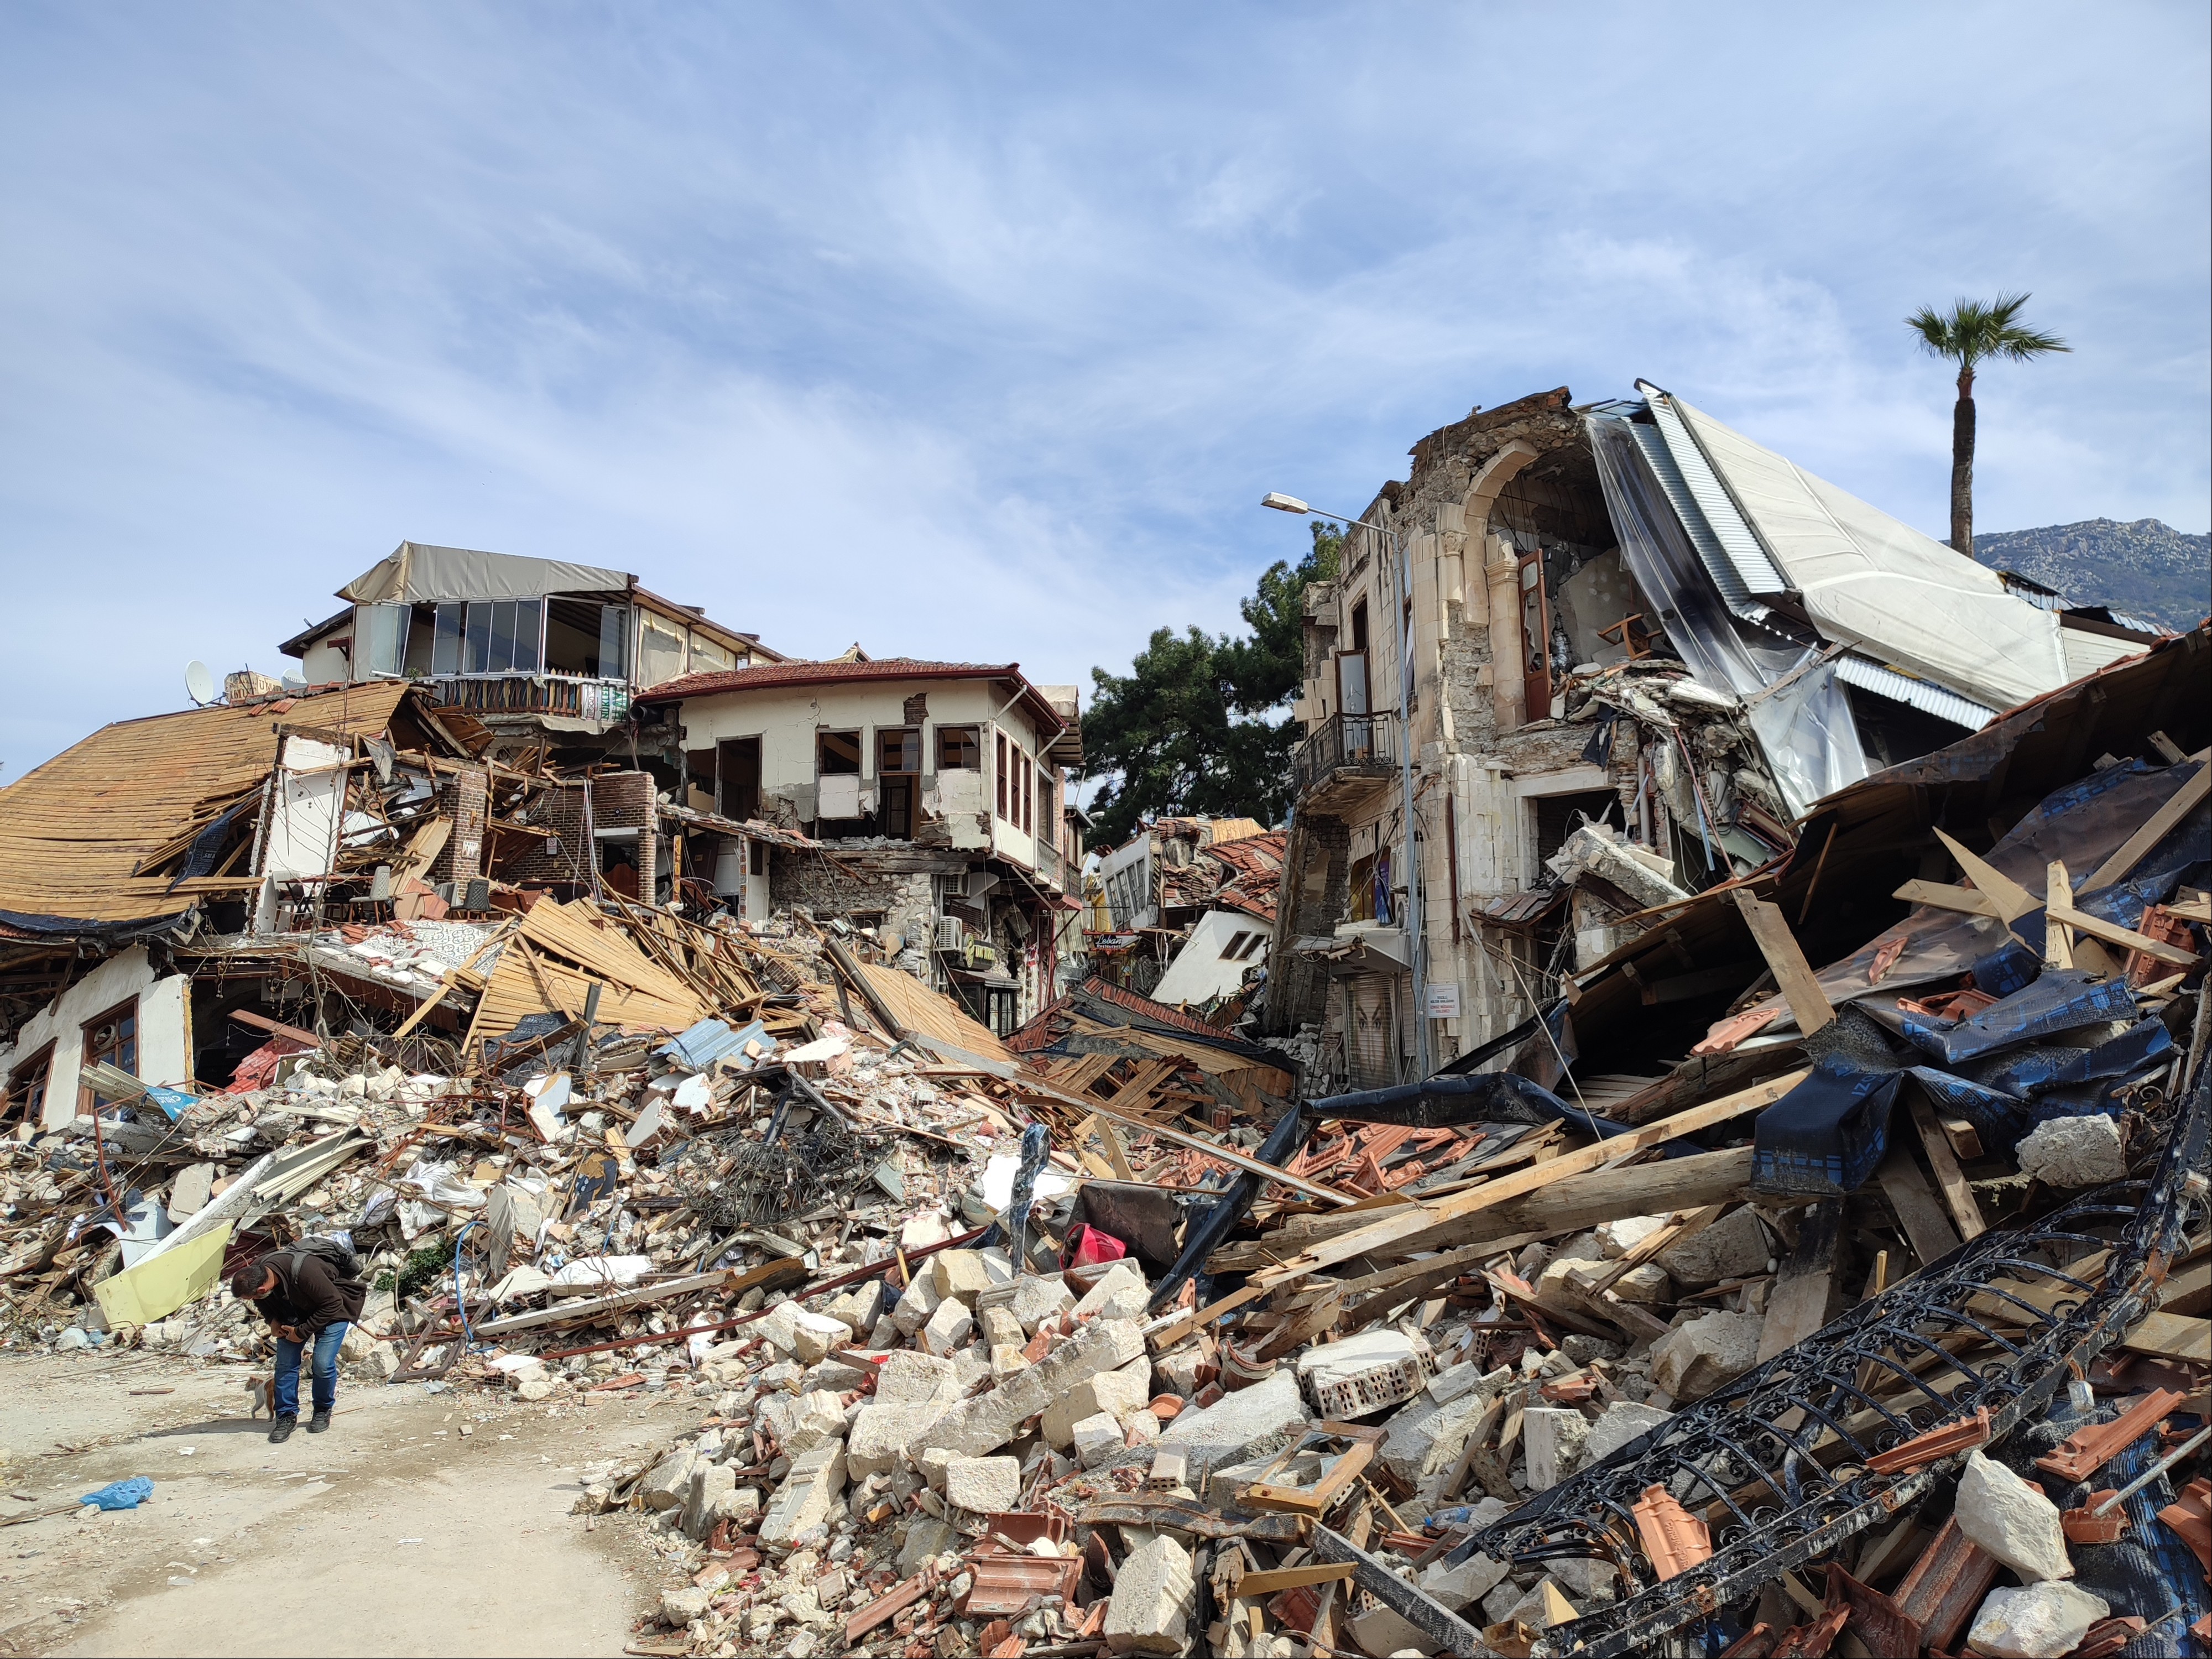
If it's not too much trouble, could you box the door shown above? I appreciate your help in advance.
[717,738,761,823]
[1520,550,1552,719]
[878,728,921,839]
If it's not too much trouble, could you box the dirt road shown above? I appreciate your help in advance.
[0,1349,697,1657]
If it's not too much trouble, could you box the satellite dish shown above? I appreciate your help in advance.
[281,669,307,690]
[184,661,217,706]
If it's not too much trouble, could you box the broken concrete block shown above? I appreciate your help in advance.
[988,1343,1030,1379]
[1579,1400,1672,1469]
[875,1349,961,1407]
[1597,1214,1670,1258]
[899,1209,952,1250]
[846,1401,945,1479]
[889,1271,944,1335]
[1042,1364,1156,1447]
[932,1249,994,1305]
[1011,1272,1077,1335]
[1533,1257,1609,1318]
[1420,1550,1509,1613]
[1955,1450,2073,1582]
[1297,1327,1429,1417]
[1072,1411,1124,1469]
[638,1448,697,1511]
[1103,1532,1196,1656]
[920,1297,975,1357]
[976,1305,1025,1349]
[1380,1383,1499,1489]
[757,1303,853,1364]
[661,1585,712,1625]
[928,1314,1147,1459]
[1152,1343,1207,1399]
[1345,1600,1437,1656]
[758,1440,847,1548]
[1966,1581,2110,1659]
[1609,1261,1673,1304]
[1157,1368,1307,1481]
[943,1454,1021,1514]
[1648,1311,1764,1401]
[1073,1260,1150,1322]
[1524,1406,1590,1491]
[896,1515,959,1574]
[822,1279,883,1335]
[780,1390,849,1455]
[800,1356,868,1395]
[2015,1114,2127,1190]
[1656,1207,1771,1287]
[684,1461,737,1540]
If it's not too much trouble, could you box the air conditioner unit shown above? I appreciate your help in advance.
[935,917,965,952]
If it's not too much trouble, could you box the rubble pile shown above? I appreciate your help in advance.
[1,637,2208,1659]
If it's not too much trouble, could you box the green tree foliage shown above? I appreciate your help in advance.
[1082,524,1341,848]
[1905,293,2069,559]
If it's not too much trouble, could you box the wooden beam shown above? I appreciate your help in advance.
[1933,828,2042,922]
[2044,862,2075,970]
[1230,1563,1356,1597]
[1892,879,2001,919]
[1758,1199,1845,1363]
[2121,1310,2210,1363]
[1242,1070,1807,1297]
[1904,1088,1985,1240]
[2087,759,2211,890]
[2047,903,2203,968]
[1733,890,1833,1035]
[1875,1144,1962,1269]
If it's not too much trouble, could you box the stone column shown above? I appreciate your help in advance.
[1485,540,1526,734]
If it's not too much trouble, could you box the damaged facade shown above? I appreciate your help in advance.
[1270,384,2173,1094]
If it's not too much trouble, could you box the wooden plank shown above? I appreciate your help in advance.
[1087,1100,1358,1207]
[1875,1144,1963,1269]
[1933,828,2042,922]
[1231,1563,1356,1597]
[2087,759,2211,889]
[1758,1199,1844,1362]
[1580,1203,1728,1296]
[2120,1310,2210,1363]
[1239,1070,1808,1299]
[1893,879,2002,919]
[1904,1088,1985,1240]
[2045,862,2075,970]
[1733,890,1833,1035]
[2047,903,2203,968]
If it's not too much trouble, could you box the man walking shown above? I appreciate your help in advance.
[229,1241,367,1443]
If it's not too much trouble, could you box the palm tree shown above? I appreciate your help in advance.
[1906,293,2069,560]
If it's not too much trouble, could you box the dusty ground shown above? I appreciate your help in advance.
[0,1349,705,1657]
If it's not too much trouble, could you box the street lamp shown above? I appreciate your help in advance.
[1262,491,1431,1078]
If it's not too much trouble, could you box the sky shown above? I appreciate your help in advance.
[2,2,2206,781]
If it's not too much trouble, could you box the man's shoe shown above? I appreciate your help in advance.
[268,1416,296,1444]
[307,1410,331,1434]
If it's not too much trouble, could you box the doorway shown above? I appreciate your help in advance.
[717,737,761,822]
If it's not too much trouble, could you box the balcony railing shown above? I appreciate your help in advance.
[1034,838,1071,893]
[425,676,631,721]
[1292,711,1399,800]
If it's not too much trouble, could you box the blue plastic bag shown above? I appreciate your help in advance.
[79,1477,153,1511]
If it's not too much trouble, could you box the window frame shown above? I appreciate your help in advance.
[937,725,980,771]
[3,1042,54,1127]
[78,998,139,1113]
[995,733,1009,820]
[817,729,863,778]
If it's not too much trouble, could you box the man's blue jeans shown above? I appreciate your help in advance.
[273,1323,347,1418]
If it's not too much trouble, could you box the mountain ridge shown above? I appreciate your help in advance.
[1974,517,2209,632]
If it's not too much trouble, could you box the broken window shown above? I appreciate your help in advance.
[2,1044,52,1127]
[637,615,686,687]
[432,603,466,675]
[544,599,630,679]
[818,731,861,776]
[938,726,980,770]
[879,728,921,839]
[354,603,410,679]
[79,999,137,1112]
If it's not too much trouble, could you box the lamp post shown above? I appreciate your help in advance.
[1261,493,1431,1078]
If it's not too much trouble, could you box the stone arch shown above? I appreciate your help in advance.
[1462,439,1541,734]
[1462,438,1541,549]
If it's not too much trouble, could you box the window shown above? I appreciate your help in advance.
[938,726,980,770]
[817,731,862,775]
[354,604,410,679]
[1037,767,1055,845]
[79,999,138,1112]
[878,728,921,777]
[440,599,546,675]
[544,599,629,679]
[2,1044,53,1128]
[1021,752,1033,834]
[995,733,1009,820]
[637,615,687,687]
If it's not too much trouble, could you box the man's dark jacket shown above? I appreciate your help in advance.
[252,1250,368,1335]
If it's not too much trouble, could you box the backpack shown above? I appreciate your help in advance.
[276,1235,363,1284]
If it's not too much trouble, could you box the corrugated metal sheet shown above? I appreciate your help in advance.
[1638,386,1790,602]
[1834,653,1995,731]
[0,683,410,928]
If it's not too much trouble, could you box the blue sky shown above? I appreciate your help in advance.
[2,2,2206,780]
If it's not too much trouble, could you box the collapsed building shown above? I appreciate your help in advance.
[1088,818,1286,1025]
[1268,384,2173,1094]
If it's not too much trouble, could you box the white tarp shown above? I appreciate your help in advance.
[339,541,632,604]
[1663,394,2072,713]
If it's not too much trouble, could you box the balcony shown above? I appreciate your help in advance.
[1292,711,1399,812]
[1034,838,1071,894]
[425,676,632,723]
